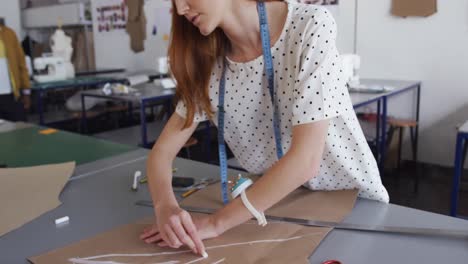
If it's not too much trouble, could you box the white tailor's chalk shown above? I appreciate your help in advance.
[55,216,69,225]
[202,251,208,258]
[132,171,142,190]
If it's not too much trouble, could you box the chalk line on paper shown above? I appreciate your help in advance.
[69,231,323,264]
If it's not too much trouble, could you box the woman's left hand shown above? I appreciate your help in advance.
[141,214,221,247]
[191,214,221,241]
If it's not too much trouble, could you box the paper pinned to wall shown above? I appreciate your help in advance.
[152,6,172,42]
[296,0,339,5]
[0,162,75,237]
[94,0,127,33]
[392,0,437,17]
[153,7,172,40]
[295,0,341,17]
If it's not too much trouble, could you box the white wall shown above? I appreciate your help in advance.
[357,0,468,167]
[327,1,356,54]
[91,0,171,71]
[0,1,22,37]
[91,0,468,167]
[92,0,356,70]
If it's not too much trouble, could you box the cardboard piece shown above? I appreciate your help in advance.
[30,216,330,264]
[0,162,75,237]
[392,0,437,17]
[30,183,358,264]
[181,182,359,222]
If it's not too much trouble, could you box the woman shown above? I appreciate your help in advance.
[140,0,389,257]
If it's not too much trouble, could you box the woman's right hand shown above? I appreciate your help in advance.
[140,204,206,256]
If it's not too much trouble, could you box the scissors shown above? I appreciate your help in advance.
[182,178,219,198]
[322,261,341,264]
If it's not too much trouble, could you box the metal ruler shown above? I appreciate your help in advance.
[135,200,468,239]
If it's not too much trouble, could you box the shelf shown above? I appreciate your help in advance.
[22,2,91,29]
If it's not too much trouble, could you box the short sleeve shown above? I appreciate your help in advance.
[292,9,351,125]
[175,100,209,123]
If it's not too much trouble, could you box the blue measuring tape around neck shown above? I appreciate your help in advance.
[217,1,284,204]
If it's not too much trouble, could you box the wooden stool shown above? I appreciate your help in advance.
[386,118,419,192]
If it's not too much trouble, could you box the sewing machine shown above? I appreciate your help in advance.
[33,29,76,83]
[33,56,69,83]
[341,54,394,93]
[341,54,361,86]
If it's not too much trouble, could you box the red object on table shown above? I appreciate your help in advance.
[322,260,342,264]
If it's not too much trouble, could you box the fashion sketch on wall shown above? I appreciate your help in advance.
[297,0,339,5]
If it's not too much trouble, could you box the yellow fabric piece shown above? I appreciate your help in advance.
[0,26,30,99]
[0,38,6,57]
[0,38,17,93]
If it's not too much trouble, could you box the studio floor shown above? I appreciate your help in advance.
[382,162,468,217]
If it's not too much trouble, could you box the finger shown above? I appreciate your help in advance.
[180,212,205,255]
[143,225,154,233]
[157,241,169,247]
[159,230,170,246]
[164,224,183,248]
[140,226,159,240]
[145,233,163,244]
[171,214,197,254]
[140,228,159,239]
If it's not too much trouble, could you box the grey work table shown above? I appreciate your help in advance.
[81,82,176,147]
[0,149,241,264]
[81,82,175,104]
[349,79,421,170]
[93,120,166,147]
[2,150,468,263]
[349,79,420,107]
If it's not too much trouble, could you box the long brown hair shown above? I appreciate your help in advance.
[168,0,282,128]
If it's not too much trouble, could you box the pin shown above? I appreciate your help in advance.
[230,174,253,199]
[132,171,142,191]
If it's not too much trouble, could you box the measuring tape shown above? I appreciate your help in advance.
[217,59,230,204]
[217,1,284,204]
[257,1,284,159]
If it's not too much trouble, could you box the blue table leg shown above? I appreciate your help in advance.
[38,90,44,125]
[166,100,173,117]
[81,94,88,133]
[451,133,467,217]
[414,84,421,162]
[379,97,388,171]
[128,102,134,123]
[205,121,212,162]
[376,99,381,161]
[140,99,148,148]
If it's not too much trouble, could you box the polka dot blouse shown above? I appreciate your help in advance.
[176,1,389,202]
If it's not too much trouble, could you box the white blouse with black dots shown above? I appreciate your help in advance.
[176,1,389,203]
